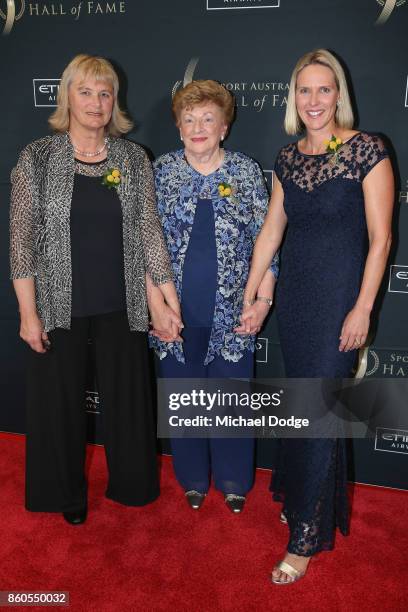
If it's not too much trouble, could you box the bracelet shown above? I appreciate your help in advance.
[256,296,273,306]
[243,299,255,306]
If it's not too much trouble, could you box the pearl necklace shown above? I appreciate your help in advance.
[68,133,108,158]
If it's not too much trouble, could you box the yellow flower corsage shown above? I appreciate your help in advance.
[102,168,122,189]
[218,182,235,199]
[324,135,343,165]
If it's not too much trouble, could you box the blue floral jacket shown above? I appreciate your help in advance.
[150,149,279,364]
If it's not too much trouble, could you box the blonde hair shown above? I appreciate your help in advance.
[172,80,235,127]
[48,54,133,136]
[284,49,354,135]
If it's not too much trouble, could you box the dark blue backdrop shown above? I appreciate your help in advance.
[1,0,407,489]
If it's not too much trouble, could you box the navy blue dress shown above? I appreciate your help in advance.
[181,198,218,328]
[160,198,254,495]
[271,132,388,555]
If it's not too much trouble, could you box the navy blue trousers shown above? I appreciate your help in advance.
[158,327,254,495]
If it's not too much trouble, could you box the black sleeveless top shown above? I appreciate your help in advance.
[70,158,126,317]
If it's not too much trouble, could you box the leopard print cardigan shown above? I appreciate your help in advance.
[10,132,173,332]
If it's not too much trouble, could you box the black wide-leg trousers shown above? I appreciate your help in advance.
[25,311,159,512]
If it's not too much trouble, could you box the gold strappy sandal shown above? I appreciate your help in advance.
[271,560,306,585]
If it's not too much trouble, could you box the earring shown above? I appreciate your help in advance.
[336,100,341,107]
[221,135,225,141]
[180,135,183,141]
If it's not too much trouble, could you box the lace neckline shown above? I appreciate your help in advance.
[296,132,361,157]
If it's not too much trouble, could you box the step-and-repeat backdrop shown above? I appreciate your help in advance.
[1,0,407,488]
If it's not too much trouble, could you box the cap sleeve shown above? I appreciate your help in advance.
[273,148,285,183]
[360,134,389,179]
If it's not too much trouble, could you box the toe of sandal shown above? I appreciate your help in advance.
[271,560,305,585]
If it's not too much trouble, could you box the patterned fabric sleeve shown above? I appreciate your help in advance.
[250,160,279,279]
[152,157,166,217]
[138,151,174,286]
[360,133,389,179]
[10,147,38,279]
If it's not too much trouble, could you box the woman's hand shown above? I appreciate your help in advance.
[146,275,183,342]
[20,313,49,353]
[339,306,370,352]
[149,302,183,343]
[156,281,181,319]
[234,301,271,335]
[13,279,48,353]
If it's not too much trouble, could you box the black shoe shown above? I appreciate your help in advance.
[185,490,206,510]
[224,494,246,514]
[63,507,87,525]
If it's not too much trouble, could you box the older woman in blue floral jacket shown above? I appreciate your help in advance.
[150,80,279,513]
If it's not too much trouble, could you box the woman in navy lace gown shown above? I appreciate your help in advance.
[239,49,394,583]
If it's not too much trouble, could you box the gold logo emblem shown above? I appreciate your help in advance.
[1,1,25,35]
[172,57,199,98]
[375,0,406,25]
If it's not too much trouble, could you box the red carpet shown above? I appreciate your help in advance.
[0,432,407,612]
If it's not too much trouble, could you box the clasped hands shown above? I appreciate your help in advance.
[149,301,184,343]
[234,300,271,335]
[149,300,270,342]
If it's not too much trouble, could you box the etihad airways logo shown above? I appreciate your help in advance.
[375,427,408,454]
[375,0,406,25]
[1,1,126,35]
[388,265,408,293]
[85,390,100,414]
[33,78,60,107]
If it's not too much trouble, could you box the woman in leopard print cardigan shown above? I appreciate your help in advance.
[10,54,181,524]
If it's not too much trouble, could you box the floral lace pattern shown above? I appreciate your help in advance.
[271,439,349,556]
[270,131,388,557]
[274,131,388,193]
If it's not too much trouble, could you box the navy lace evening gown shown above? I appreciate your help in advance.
[271,132,388,555]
